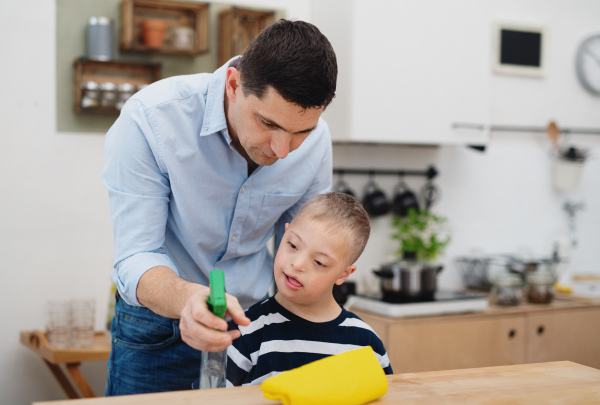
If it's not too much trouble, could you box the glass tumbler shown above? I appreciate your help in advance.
[71,299,96,348]
[46,301,72,349]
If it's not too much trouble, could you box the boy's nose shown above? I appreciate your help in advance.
[291,258,306,272]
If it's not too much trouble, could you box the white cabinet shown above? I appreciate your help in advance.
[312,0,490,145]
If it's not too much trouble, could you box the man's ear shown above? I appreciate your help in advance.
[335,265,357,286]
[225,67,241,102]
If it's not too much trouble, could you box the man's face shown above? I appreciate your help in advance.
[273,217,356,310]
[225,68,324,166]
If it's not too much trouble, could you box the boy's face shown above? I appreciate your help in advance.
[273,216,356,310]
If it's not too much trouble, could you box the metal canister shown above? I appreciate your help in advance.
[87,17,113,61]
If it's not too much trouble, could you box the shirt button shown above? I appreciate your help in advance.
[231,235,236,242]
[241,186,246,193]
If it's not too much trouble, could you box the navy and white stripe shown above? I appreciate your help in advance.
[226,297,393,386]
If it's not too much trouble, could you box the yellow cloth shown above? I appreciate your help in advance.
[260,346,388,405]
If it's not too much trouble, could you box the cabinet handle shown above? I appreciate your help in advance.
[508,329,516,339]
[537,325,545,335]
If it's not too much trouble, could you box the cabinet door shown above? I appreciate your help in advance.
[315,0,491,145]
[388,315,526,373]
[527,308,600,369]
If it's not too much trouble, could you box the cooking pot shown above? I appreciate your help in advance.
[373,261,443,302]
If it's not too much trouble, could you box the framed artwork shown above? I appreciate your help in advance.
[492,22,547,77]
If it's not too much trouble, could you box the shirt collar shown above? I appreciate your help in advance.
[200,56,241,140]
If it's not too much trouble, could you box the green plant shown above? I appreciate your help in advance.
[391,209,451,262]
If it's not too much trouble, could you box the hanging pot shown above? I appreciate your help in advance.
[391,176,419,217]
[362,177,390,217]
[334,174,356,198]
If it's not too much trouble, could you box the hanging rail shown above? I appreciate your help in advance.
[453,122,600,135]
[333,165,438,180]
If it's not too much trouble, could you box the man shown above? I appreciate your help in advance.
[102,19,337,395]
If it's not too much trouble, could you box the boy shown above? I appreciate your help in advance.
[225,192,393,386]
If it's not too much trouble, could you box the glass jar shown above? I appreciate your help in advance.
[115,83,135,110]
[81,81,100,108]
[100,82,118,107]
[526,272,555,304]
[490,273,523,306]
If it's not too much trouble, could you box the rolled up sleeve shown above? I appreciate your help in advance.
[103,99,175,306]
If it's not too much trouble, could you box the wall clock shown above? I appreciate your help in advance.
[575,34,600,95]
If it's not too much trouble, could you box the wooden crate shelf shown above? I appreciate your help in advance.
[73,58,161,115]
[218,7,275,66]
[120,0,209,56]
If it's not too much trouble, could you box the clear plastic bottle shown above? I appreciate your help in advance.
[200,270,228,389]
[200,348,227,389]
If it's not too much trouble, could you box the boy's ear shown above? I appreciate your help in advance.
[285,223,289,231]
[334,265,357,286]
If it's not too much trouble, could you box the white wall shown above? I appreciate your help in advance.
[326,0,600,293]
[1,0,599,404]
[0,1,312,403]
[328,0,600,294]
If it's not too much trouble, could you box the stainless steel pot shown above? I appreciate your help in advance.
[373,261,443,302]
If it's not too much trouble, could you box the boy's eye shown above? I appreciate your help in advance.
[288,242,297,250]
[315,260,325,267]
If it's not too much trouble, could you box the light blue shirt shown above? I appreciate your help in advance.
[103,58,332,309]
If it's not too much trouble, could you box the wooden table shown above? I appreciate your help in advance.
[33,361,600,404]
[21,330,111,399]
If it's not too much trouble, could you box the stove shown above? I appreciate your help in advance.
[345,291,489,318]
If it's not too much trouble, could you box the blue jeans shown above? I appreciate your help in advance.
[105,295,202,396]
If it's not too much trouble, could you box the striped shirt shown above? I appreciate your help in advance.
[226,297,393,386]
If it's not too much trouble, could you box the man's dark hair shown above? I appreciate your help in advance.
[237,19,337,109]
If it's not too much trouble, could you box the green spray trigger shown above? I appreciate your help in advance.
[207,269,227,319]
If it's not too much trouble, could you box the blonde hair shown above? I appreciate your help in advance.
[291,192,370,265]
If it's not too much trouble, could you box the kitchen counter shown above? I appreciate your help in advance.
[352,296,600,373]
[34,361,600,404]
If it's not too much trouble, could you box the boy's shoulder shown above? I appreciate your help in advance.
[228,297,289,332]
[245,297,280,319]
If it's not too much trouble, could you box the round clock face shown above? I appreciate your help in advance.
[576,34,600,95]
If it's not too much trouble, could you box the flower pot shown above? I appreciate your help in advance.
[142,19,167,48]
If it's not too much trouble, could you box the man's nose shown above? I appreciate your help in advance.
[271,132,292,159]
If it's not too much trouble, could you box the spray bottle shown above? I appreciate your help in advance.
[200,269,227,389]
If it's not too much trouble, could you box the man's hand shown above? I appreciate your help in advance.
[179,290,251,352]
[137,266,251,352]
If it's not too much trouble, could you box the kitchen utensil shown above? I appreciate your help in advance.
[455,254,517,291]
[420,180,439,210]
[391,176,419,217]
[372,261,443,302]
[526,272,555,304]
[333,281,356,306]
[490,273,523,306]
[546,121,560,151]
[87,17,113,61]
[362,177,390,217]
[333,174,356,198]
